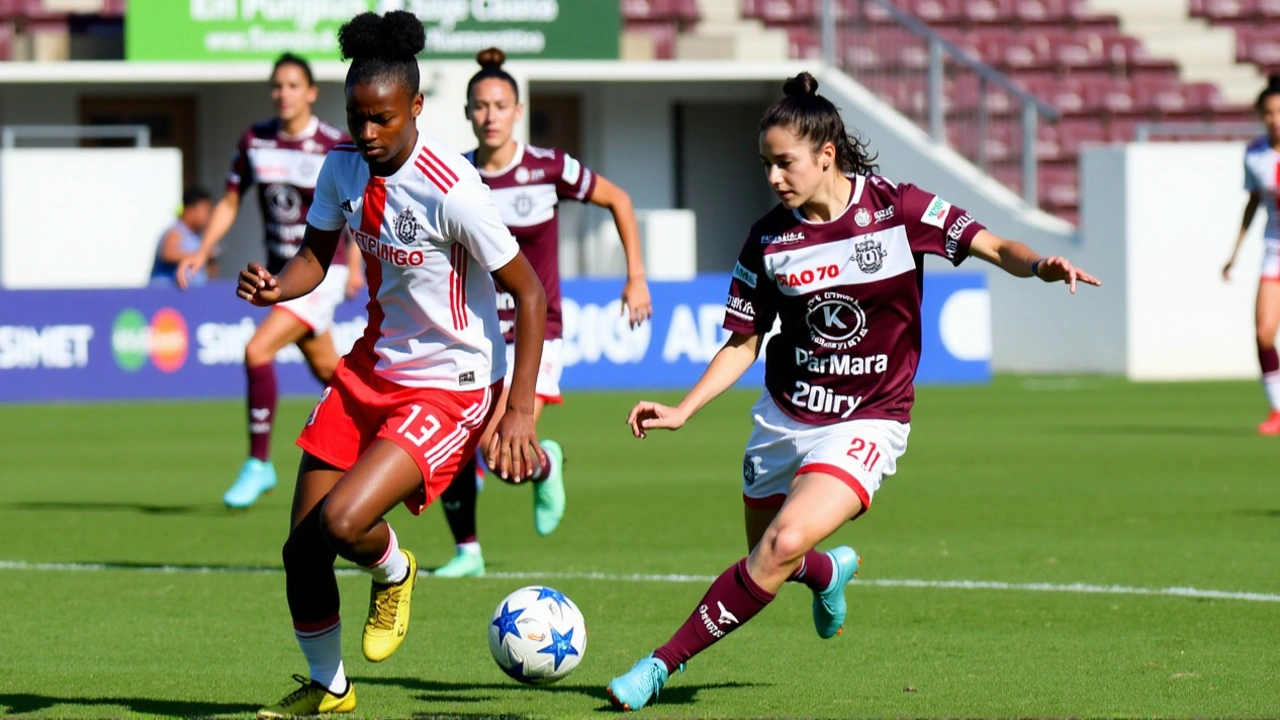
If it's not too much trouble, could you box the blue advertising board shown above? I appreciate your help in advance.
[0,273,989,402]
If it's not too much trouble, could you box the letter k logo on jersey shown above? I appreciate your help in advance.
[822,305,848,330]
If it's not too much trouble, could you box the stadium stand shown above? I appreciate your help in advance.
[0,0,1267,222]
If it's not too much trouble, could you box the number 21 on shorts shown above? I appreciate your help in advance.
[846,437,882,471]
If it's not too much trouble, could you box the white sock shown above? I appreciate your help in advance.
[1264,372,1280,411]
[294,618,347,695]
[366,526,409,585]
[457,541,481,556]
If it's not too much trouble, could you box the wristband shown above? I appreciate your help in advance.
[1031,259,1042,278]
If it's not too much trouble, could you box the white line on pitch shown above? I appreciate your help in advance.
[0,559,1277,604]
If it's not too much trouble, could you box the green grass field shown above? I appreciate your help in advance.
[1,378,1278,719]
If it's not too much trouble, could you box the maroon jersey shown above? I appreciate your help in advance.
[227,116,348,273]
[724,175,985,425]
[465,144,598,342]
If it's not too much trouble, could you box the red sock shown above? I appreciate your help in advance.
[1258,345,1279,375]
[652,559,775,673]
[787,550,834,592]
[246,363,277,462]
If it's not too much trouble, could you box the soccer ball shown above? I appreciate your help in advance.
[488,585,587,684]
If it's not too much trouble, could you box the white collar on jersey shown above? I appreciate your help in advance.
[277,115,320,142]
[791,174,866,225]
[474,142,525,178]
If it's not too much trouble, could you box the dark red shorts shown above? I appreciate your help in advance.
[297,358,500,515]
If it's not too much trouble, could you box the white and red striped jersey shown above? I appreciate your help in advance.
[307,132,519,390]
[1244,137,1280,242]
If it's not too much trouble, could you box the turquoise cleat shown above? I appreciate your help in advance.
[607,656,681,712]
[431,548,485,578]
[223,458,277,509]
[532,439,566,536]
[813,545,860,639]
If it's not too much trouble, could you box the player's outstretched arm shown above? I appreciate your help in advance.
[488,251,548,481]
[589,176,652,328]
[968,229,1101,294]
[178,189,241,290]
[1225,192,1261,280]
[236,224,340,306]
[627,331,761,438]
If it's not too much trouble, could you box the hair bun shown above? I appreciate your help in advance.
[338,10,424,62]
[783,72,820,98]
[476,47,506,69]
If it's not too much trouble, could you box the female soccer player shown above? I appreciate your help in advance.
[236,11,546,718]
[606,72,1100,711]
[431,47,654,577]
[1225,75,1280,435]
[177,52,363,509]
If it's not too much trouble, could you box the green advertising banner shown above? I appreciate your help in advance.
[126,0,619,61]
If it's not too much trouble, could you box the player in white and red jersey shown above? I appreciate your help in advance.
[606,73,1100,712]
[1225,76,1280,434]
[235,12,546,718]
[176,52,364,509]
[430,47,654,577]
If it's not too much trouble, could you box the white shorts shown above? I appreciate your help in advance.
[275,265,349,335]
[741,392,910,514]
[504,338,564,404]
[1263,241,1280,282]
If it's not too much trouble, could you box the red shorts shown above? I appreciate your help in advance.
[297,359,500,515]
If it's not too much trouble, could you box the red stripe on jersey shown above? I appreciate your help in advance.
[448,244,461,330]
[456,246,469,330]
[1274,159,1280,215]
[415,158,452,195]
[420,148,460,183]
[352,178,389,368]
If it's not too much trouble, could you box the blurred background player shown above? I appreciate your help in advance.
[1225,75,1280,435]
[430,48,654,578]
[239,11,547,717]
[150,186,213,287]
[177,52,364,508]
[606,73,1100,711]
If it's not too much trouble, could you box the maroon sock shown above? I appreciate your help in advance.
[1259,345,1279,375]
[652,558,775,673]
[786,550,834,592]
[246,363,277,462]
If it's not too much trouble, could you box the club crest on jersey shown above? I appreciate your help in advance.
[854,239,887,273]
[805,291,869,350]
[854,207,872,227]
[265,184,303,223]
[514,192,534,218]
[394,207,420,244]
[515,166,531,184]
[742,455,763,486]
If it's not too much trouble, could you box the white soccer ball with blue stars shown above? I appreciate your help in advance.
[488,585,587,684]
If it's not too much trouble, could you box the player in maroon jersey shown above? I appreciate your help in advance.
[431,47,654,577]
[606,72,1100,711]
[177,53,363,509]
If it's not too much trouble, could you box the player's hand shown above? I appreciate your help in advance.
[237,263,282,306]
[1035,256,1101,294]
[621,277,653,329]
[626,401,687,439]
[488,407,541,482]
[176,252,208,291]
[1223,256,1236,281]
[345,270,365,300]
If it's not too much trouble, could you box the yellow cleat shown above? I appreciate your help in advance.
[362,548,418,662]
[256,674,355,718]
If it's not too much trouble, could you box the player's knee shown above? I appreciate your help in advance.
[318,502,364,551]
[760,525,809,572]
[245,335,275,367]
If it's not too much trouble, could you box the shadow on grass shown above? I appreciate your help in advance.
[356,675,762,714]
[0,692,256,718]
[1,501,234,517]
